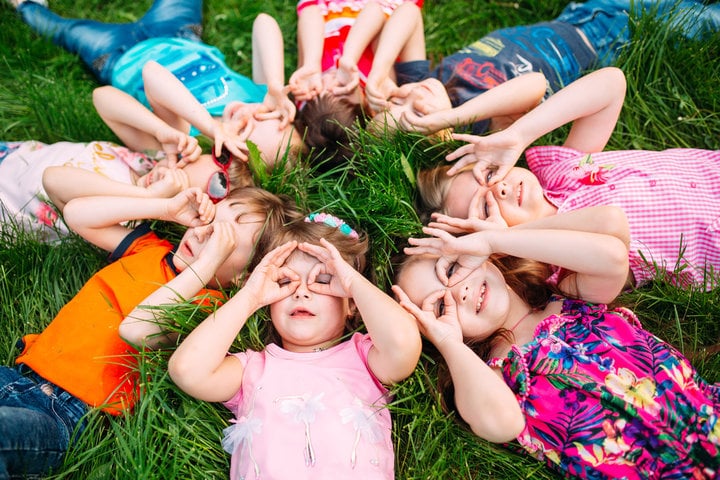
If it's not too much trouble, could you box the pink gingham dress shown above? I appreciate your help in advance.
[526,146,720,289]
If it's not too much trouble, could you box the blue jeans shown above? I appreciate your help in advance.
[0,366,88,479]
[16,0,203,84]
[557,0,720,66]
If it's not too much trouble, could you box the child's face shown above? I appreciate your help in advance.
[371,78,452,131]
[174,199,265,288]
[269,251,350,352]
[397,255,510,339]
[444,168,549,224]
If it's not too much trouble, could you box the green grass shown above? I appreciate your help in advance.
[1,1,719,479]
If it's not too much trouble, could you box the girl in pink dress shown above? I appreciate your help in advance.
[169,214,421,479]
[393,205,720,479]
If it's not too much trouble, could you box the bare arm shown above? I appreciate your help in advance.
[63,188,213,253]
[400,72,546,135]
[392,286,524,442]
[446,67,627,179]
[92,86,201,165]
[43,166,157,211]
[410,206,631,304]
[251,13,295,127]
[119,221,238,349]
[365,2,425,112]
[289,4,324,101]
[142,61,247,159]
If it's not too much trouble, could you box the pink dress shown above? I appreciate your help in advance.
[489,298,720,479]
[527,146,720,289]
[222,333,394,480]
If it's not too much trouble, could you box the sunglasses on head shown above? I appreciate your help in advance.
[207,145,233,203]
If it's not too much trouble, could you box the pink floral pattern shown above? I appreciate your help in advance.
[491,299,720,479]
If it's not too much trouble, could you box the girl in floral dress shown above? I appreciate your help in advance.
[168,214,421,480]
[393,205,719,479]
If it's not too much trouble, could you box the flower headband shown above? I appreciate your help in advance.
[304,212,359,239]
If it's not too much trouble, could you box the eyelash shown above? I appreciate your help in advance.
[315,273,332,284]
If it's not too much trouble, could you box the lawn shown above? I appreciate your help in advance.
[0,1,718,479]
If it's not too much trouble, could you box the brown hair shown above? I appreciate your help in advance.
[294,93,368,173]
[227,158,255,190]
[395,252,559,427]
[263,215,369,344]
[222,187,302,275]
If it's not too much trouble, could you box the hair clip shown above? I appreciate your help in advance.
[305,212,359,239]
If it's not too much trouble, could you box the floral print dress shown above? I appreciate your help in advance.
[489,298,720,479]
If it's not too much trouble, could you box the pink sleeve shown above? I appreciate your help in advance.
[221,351,250,412]
[350,332,388,392]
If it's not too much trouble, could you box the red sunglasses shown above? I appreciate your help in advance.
[208,145,233,203]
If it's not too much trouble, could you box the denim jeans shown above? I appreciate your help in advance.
[557,0,720,66]
[0,366,88,479]
[16,0,203,83]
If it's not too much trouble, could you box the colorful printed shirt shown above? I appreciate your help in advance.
[394,21,596,134]
[222,332,394,479]
[526,145,720,289]
[297,0,423,88]
[0,140,159,242]
[489,298,720,479]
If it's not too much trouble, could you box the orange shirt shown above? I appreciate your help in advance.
[16,226,221,414]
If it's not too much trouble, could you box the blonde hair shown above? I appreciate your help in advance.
[416,163,472,222]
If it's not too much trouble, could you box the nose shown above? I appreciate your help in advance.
[294,281,312,299]
[491,180,509,199]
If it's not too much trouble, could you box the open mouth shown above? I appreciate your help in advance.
[475,281,487,314]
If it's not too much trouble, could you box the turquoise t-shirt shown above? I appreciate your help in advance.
[111,37,268,121]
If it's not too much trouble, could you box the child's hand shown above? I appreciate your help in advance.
[446,130,525,182]
[428,211,506,235]
[365,75,397,114]
[192,221,238,268]
[211,118,250,162]
[255,86,296,129]
[334,59,360,97]
[289,65,322,102]
[405,226,489,286]
[146,168,190,198]
[241,241,301,310]
[154,125,201,168]
[397,109,449,134]
[298,238,359,298]
[392,286,462,349]
[166,188,215,227]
